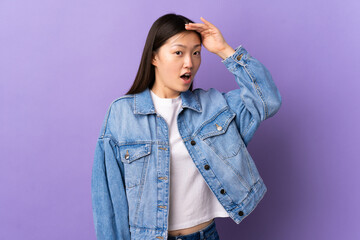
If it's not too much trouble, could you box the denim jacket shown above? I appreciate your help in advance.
[91,45,282,240]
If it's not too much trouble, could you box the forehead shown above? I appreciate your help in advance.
[165,31,201,47]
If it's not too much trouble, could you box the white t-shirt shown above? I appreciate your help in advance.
[150,89,229,231]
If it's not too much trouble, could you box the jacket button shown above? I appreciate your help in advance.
[191,140,196,145]
[238,211,244,216]
[125,150,130,159]
[204,164,210,170]
[220,189,226,194]
[237,53,243,61]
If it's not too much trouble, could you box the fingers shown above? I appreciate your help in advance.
[185,23,207,31]
[186,23,206,28]
[185,17,216,30]
[185,25,207,34]
[200,17,215,27]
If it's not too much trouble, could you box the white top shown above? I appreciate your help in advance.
[150,89,229,231]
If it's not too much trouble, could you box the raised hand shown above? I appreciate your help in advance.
[185,17,235,60]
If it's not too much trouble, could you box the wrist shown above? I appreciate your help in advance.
[216,44,235,60]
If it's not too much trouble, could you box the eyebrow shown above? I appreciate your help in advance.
[171,44,201,48]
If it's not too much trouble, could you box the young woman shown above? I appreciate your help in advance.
[92,13,282,240]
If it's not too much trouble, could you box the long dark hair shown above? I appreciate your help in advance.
[125,13,202,95]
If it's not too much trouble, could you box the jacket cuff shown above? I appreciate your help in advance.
[221,45,249,68]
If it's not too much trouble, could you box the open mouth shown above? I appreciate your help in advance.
[180,73,191,81]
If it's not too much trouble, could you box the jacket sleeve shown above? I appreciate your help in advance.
[91,135,131,240]
[221,45,282,146]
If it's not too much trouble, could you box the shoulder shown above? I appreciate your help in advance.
[104,94,136,116]
[99,94,135,138]
[192,87,222,98]
[191,87,229,113]
[192,87,225,103]
[109,94,134,108]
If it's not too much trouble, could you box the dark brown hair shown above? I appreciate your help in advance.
[125,13,202,95]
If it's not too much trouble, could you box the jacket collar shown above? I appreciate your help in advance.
[134,88,202,115]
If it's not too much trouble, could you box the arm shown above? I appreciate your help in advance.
[185,17,281,146]
[221,45,282,146]
[92,133,131,239]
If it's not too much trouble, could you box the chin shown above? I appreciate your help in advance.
[180,86,191,92]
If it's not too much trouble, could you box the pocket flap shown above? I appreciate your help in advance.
[119,143,151,163]
[198,109,236,140]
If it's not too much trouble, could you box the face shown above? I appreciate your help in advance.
[151,31,201,98]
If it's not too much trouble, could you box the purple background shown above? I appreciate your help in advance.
[1,0,359,239]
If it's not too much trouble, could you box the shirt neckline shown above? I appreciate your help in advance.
[150,89,182,105]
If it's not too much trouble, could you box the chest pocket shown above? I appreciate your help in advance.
[119,143,151,188]
[198,109,243,159]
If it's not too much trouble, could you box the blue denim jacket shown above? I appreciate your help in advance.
[91,45,282,240]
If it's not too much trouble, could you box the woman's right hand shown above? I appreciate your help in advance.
[185,17,235,60]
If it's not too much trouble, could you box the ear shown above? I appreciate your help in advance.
[152,52,157,67]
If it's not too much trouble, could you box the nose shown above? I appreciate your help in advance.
[184,54,193,69]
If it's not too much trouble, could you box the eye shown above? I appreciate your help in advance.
[175,51,182,55]
[194,51,201,56]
